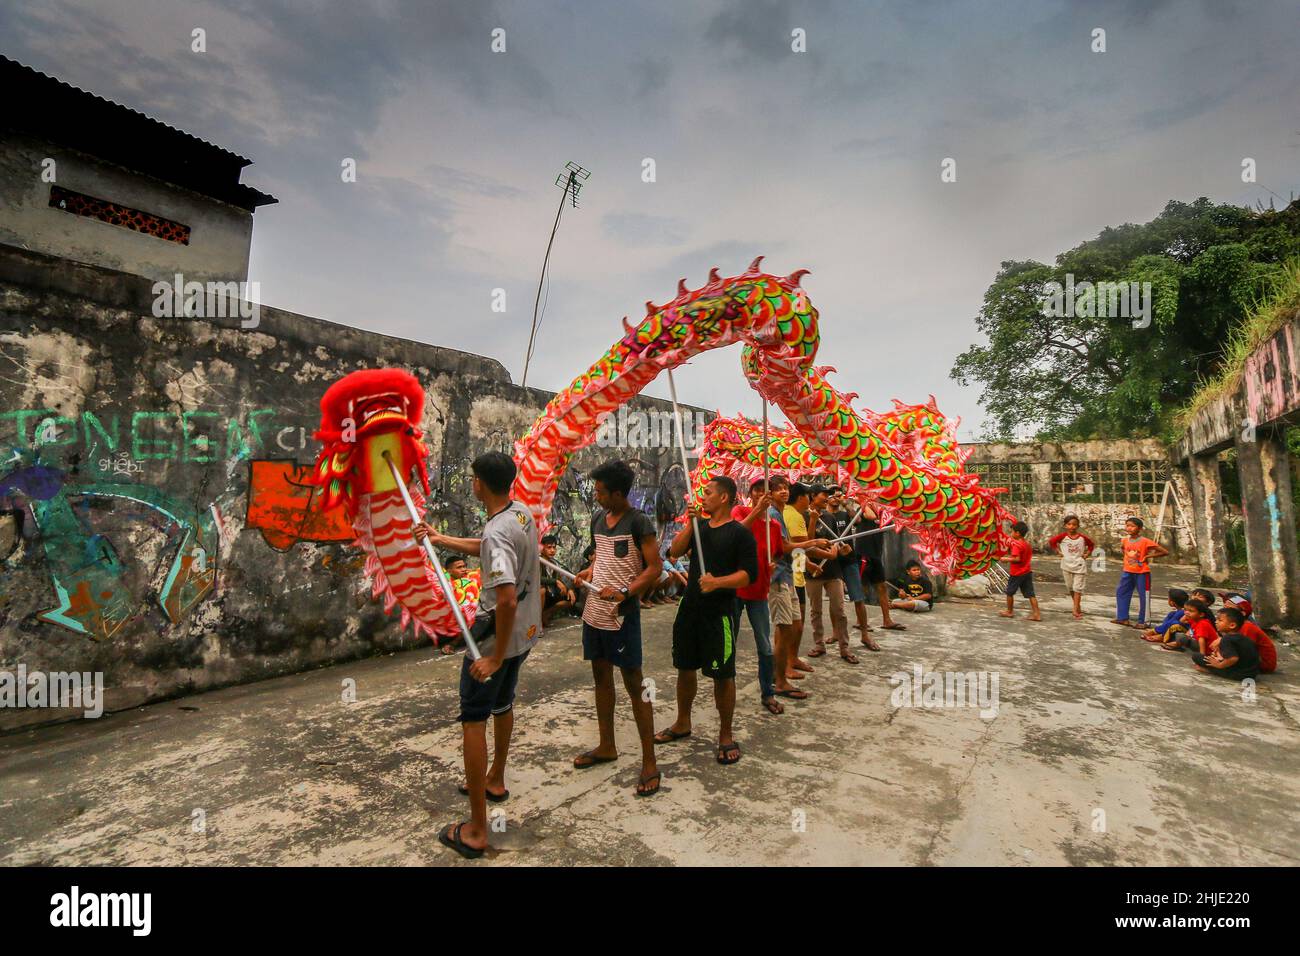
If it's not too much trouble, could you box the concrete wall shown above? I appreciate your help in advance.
[0,244,707,729]
[963,439,1196,563]
[0,132,254,286]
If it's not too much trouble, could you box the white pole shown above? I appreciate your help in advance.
[828,526,892,545]
[667,369,706,574]
[382,452,481,660]
[541,556,596,591]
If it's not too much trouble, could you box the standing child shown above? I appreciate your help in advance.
[1113,517,1168,628]
[1048,515,1095,619]
[1000,521,1042,621]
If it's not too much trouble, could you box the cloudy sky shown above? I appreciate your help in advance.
[3,0,1298,439]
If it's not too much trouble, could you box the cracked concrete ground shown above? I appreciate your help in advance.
[1,566,1297,866]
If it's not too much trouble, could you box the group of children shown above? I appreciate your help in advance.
[1001,514,1277,682]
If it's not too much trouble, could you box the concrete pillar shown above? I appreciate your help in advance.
[1186,453,1230,585]
[1234,427,1300,626]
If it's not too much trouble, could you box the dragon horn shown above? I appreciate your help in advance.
[622,316,635,335]
[677,278,689,296]
[786,268,810,285]
[708,267,721,283]
[645,300,658,315]
[747,255,765,273]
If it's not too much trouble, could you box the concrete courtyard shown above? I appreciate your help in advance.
[1,566,1296,866]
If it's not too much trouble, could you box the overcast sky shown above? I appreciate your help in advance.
[4,0,1298,439]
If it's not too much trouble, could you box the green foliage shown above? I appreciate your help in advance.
[952,198,1300,440]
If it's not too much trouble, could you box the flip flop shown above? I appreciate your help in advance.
[635,771,662,798]
[762,697,785,715]
[717,742,742,765]
[653,728,692,745]
[882,622,907,631]
[775,688,809,700]
[573,750,618,769]
[840,652,860,664]
[438,822,484,860]
[808,646,827,658]
[860,638,881,652]
[458,783,509,802]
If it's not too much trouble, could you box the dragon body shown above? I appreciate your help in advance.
[512,259,1013,579]
[312,261,1012,639]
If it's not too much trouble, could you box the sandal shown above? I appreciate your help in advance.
[635,771,662,797]
[653,728,692,745]
[860,638,881,652]
[573,750,618,769]
[762,697,785,715]
[808,645,827,658]
[775,688,809,700]
[840,651,860,664]
[717,742,742,765]
[458,783,509,802]
[881,622,907,631]
[438,822,485,859]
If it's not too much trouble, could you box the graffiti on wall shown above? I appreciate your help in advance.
[1,455,218,639]
[245,459,353,550]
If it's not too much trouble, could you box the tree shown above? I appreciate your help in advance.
[951,198,1300,440]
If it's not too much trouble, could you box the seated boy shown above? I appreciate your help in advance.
[890,560,934,613]
[1161,597,1216,654]
[1142,588,1188,642]
[1220,597,1277,673]
[540,534,576,626]
[1197,607,1261,680]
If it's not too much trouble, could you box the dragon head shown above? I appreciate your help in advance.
[311,368,430,516]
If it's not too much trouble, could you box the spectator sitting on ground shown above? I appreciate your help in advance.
[540,534,577,626]
[1219,596,1277,674]
[1189,588,1216,609]
[1196,607,1261,680]
[890,560,934,613]
[1142,588,1188,643]
[1161,598,1216,654]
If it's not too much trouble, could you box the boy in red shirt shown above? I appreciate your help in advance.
[999,521,1041,621]
[1162,598,1217,654]
[732,479,790,715]
[1113,517,1168,628]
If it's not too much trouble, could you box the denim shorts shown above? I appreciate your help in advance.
[458,650,530,723]
[842,563,866,603]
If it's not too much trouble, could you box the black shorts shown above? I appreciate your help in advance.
[672,599,739,680]
[861,554,886,586]
[1006,572,1035,598]
[458,650,529,723]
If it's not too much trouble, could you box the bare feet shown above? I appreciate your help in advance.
[793,658,814,672]
[785,669,806,681]
[1029,613,1042,621]
[999,610,1014,618]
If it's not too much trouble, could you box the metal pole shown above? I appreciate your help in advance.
[667,369,706,574]
[382,452,481,660]
[761,403,771,564]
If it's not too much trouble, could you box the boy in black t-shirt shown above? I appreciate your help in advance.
[890,560,934,613]
[1196,607,1261,680]
[654,476,758,767]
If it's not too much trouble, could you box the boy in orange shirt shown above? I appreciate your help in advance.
[1113,517,1168,628]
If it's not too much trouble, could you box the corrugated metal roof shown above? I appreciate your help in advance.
[1,55,276,210]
